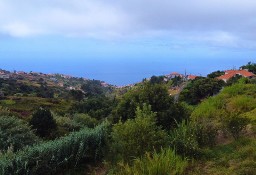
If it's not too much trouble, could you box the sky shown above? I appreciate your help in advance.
[0,0,256,85]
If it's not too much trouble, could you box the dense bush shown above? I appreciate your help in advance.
[0,116,39,152]
[30,108,57,137]
[110,105,169,163]
[224,114,250,140]
[0,122,109,175]
[180,77,224,105]
[113,148,188,175]
[114,83,187,130]
[170,120,200,158]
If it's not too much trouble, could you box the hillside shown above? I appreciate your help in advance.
[0,63,256,174]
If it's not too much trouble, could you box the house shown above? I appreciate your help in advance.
[217,69,255,82]
[166,72,184,79]
[187,75,198,80]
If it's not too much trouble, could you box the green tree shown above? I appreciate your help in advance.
[207,70,225,78]
[114,83,186,130]
[29,108,57,137]
[240,62,256,74]
[180,77,224,105]
[110,105,169,163]
[0,116,39,152]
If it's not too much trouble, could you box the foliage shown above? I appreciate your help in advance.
[189,138,256,175]
[70,96,116,120]
[0,116,39,152]
[224,114,250,140]
[0,122,109,175]
[240,61,256,74]
[226,74,243,86]
[207,70,225,78]
[69,89,84,101]
[72,113,99,128]
[180,77,224,105]
[81,80,105,97]
[114,82,187,130]
[149,75,165,84]
[114,148,188,175]
[170,120,200,158]
[29,108,57,137]
[110,105,169,163]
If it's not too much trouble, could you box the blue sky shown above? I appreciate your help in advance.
[0,0,256,85]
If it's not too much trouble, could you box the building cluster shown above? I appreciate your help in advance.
[166,72,198,80]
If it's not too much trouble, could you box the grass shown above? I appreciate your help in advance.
[188,137,256,175]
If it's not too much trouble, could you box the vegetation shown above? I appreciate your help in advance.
[0,65,255,174]
[113,148,188,175]
[0,116,39,152]
[110,105,169,163]
[179,77,224,105]
[29,108,57,138]
[0,122,109,175]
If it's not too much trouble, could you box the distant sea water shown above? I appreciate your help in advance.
[1,57,248,86]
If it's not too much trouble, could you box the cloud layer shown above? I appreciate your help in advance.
[1,0,256,48]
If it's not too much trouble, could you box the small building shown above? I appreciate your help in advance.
[166,72,184,79]
[187,75,198,80]
[217,69,255,82]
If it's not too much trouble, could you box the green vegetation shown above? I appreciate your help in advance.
[179,77,224,105]
[114,148,188,175]
[0,65,255,174]
[0,116,39,152]
[110,105,169,163]
[29,108,57,138]
[0,122,109,175]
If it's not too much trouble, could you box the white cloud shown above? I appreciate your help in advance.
[0,0,256,48]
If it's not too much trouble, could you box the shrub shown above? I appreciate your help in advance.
[0,121,109,175]
[29,108,57,137]
[110,104,169,163]
[72,113,98,128]
[225,114,250,140]
[0,116,39,152]
[114,148,188,175]
[170,120,200,158]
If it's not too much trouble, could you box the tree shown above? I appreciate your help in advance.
[110,105,169,163]
[70,89,84,101]
[240,62,256,74]
[81,80,104,97]
[29,108,57,137]
[207,70,225,78]
[0,116,39,152]
[180,77,224,105]
[114,83,186,130]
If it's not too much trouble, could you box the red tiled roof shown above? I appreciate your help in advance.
[217,69,255,81]
[188,75,197,80]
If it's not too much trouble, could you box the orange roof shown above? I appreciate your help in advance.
[188,75,197,80]
[217,69,255,81]
[170,72,181,75]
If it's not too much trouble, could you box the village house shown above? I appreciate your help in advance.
[166,72,184,79]
[217,69,255,82]
[187,75,198,80]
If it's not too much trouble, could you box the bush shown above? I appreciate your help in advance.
[110,104,169,163]
[225,114,250,140]
[29,108,57,137]
[170,120,200,158]
[72,113,99,128]
[0,116,39,152]
[0,121,109,175]
[113,148,188,175]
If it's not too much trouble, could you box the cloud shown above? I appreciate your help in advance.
[0,0,256,48]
